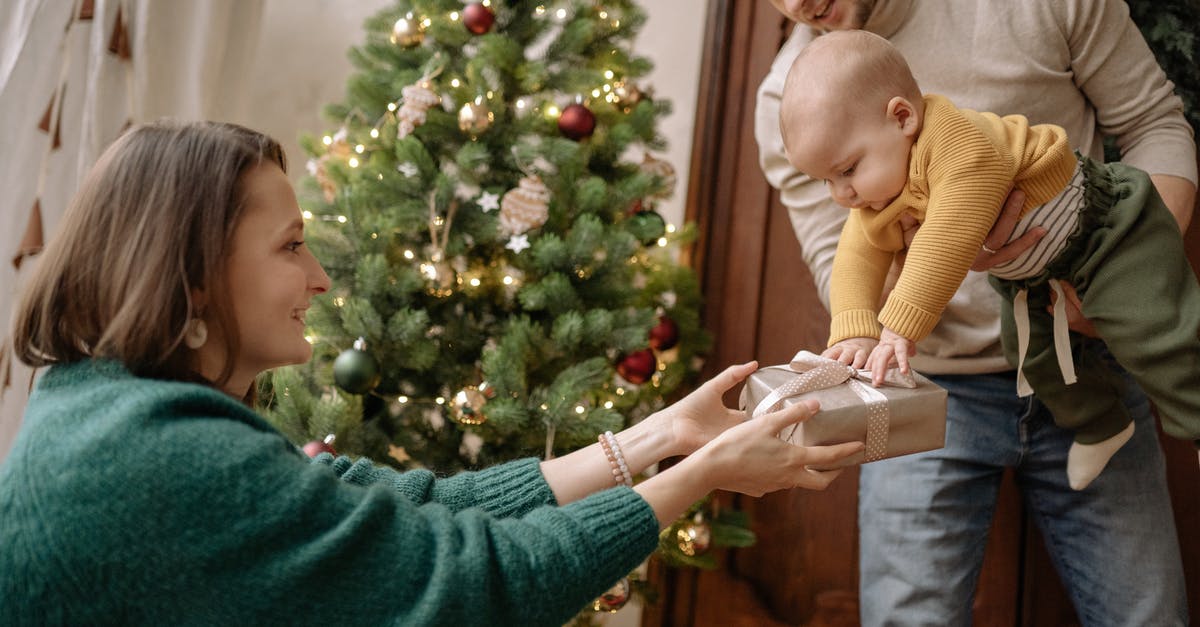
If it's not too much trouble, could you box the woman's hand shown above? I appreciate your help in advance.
[822,337,878,369]
[648,361,761,457]
[692,399,864,495]
[635,399,864,527]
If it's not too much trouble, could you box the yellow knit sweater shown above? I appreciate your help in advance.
[829,94,1076,345]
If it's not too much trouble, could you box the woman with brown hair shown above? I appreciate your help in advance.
[0,120,863,626]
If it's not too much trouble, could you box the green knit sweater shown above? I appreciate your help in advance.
[0,360,658,626]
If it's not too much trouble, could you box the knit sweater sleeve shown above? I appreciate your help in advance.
[827,210,896,344]
[0,363,660,626]
[878,103,1014,342]
[315,453,555,518]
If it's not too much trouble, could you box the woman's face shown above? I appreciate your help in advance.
[198,162,330,394]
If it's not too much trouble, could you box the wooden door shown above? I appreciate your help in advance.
[644,2,1200,625]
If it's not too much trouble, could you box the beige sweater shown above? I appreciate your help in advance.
[756,0,1197,375]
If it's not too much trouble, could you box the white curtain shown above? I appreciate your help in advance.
[0,0,265,460]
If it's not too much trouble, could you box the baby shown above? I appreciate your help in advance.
[779,30,1200,489]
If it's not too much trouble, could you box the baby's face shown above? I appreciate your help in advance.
[786,102,916,211]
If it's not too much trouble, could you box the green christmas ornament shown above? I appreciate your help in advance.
[333,337,381,394]
[627,209,667,245]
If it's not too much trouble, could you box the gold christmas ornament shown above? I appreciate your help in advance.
[421,259,456,296]
[397,80,440,139]
[612,81,643,111]
[499,175,551,234]
[676,514,712,556]
[592,577,631,613]
[457,99,494,137]
[390,14,425,47]
[640,153,677,199]
[450,385,489,425]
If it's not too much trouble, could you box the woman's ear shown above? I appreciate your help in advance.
[887,96,920,137]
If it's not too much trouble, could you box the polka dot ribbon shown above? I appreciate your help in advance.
[751,351,916,462]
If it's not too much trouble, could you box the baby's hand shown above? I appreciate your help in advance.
[821,337,878,370]
[867,329,916,386]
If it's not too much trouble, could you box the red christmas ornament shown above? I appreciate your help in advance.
[649,315,679,351]
[462,3,496,35]
[617,349,657,384]
[303,434,337,458]
[557,103,596,140]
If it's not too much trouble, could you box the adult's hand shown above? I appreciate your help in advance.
[634,399,863,527]
[1047,280,1099,337]
[648,361,762,457]
[971,188,1045,271]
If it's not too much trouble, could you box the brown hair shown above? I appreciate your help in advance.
[11,120,286,391]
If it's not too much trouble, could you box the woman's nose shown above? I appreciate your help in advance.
[307,254,331,294]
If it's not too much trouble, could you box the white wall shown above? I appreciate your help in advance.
[240,0,705,228]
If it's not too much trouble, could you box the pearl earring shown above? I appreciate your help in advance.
[184,318,208,349]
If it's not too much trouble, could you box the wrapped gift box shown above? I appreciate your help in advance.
[739,352,947,469]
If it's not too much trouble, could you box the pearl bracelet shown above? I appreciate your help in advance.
[598,430,633,487]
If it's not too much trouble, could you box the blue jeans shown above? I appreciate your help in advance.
[858,342,1188,626]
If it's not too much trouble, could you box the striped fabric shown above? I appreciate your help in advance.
[989,160,1086,280]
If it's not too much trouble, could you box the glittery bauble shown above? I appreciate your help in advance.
[390,15,425,47]
[462,2,496,35]
[640,153,677,199]
[616,349,657,384]
[591,577,631,613]
[450,386,489,425]
[676,517,712,556]
[499,175,550,234]
[648,315,679,351]
[458,100,494,137]
[612,81,643,111]
[557,103,596,140]
[397,80,440,139]
[333,344,381,394]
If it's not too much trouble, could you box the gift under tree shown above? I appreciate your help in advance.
[261,0,752,618]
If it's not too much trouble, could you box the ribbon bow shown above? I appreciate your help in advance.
[750,351,915,463]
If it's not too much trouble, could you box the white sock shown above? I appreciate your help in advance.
[1067,422,1135,490]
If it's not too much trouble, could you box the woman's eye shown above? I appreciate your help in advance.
[286,241,304,252]
[841,165,856,177]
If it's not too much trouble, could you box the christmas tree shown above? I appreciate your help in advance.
[262,0,751,617]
